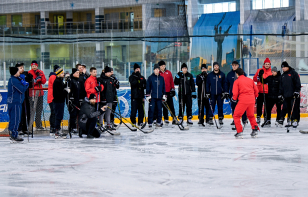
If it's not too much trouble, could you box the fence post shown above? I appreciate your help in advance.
[144,60,146,78]
[111,60,113,68]
[128,62,130,76]
[177,60,179,72]
[102,62,104,68]
[3,62,6,89]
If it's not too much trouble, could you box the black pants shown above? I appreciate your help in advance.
[231,100,247,123]
[178,94,192,119]
[18,98,30,132]
[266,98,282,122]
[69,102,79,130]
[280,97,300,122]
[257,93,268,119]
[198,98,210,123]
[111,102,117,123]
[209,94,224,119]
[30,96,44,128]
[163,93,176,121]
[54,102,65,130]
[49,102,56,129]
[130,98,144,124]
[80,117,100,138]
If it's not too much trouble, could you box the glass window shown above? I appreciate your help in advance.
[204,1,236,14]
[282,0,289,7]
[229,2,236,12]
[213,3,223,13]
[0,16,6,26]
[204,4,213,14]
[252,0,289,10]
[11,15,22,27]
[222,2,229,12]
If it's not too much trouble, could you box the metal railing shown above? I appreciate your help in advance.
[101,18,143,33]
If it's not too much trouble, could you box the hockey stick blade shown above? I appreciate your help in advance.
[141,122,147,129]
[299,130,308,134]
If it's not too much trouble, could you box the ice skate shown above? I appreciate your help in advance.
[148,124,153,128]
[234,132,243,139]
[275,120,280,127]
[50,128,56,136]
[106,125,116,131]
[164,120,170,125]
[155,123,163,129]
[261,120,271,128]
[230,121,235,126]
[54,129,67,139]
[198,120,205,127]
[285,120,292,128]
[277,119,284,128]
[187,119,193,126]
[10,135,24,143]
[87,135,94,139]
[207,119,214,126]
[292,119,298,129]
[256,116,261,125]
[218,118,223,126]
[153,120,157,126]
[178,118,183,125]
[172,119,177,125]
[250,126,259,138]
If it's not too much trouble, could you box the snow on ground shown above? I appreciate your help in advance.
[0,118,308,197]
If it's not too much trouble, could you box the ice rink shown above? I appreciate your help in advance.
[1,118,308,197]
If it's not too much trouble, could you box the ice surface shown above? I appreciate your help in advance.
[1,118,308,197]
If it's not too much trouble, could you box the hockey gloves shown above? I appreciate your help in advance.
[146,95,151,103]
[231,98,238,103]
[170,89,176,97]
[95,86,102,92]
[278,95,284,103]
[192,92,197,99]
[293,92,300,98]
[20,79,29,87]
[258,69,264,81]
[175,71,184,79]
[33,76,41,83]
[222,92,229,100]
[162,95,167,102]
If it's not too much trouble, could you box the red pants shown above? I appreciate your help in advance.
[234,102,258,133]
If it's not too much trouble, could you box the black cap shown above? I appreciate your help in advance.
[153,64,160,70]
[72,68,78,74]
[15,63,23,68]
[158,60,166,66]
[10,67,19,76]
[105,66,112,73]
[89,94,97,100]
[272,66,278,72]
[54,65,60,72]
[201,64,207,70]
[134,63,140,70]
[213,62,219,67]
[281,61,290,68]
[181,63,188,69]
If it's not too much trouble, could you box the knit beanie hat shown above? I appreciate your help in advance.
[181,63,188,69]
[105,66,112,73]
[15,63,24,68]
[264,58,271,64]
[31,60,38,66]
[72,68,78,74]
[158,60,166,66]
[54,65,60,72]
[201,64,207,70]
[153,64,160,70]
[213,62,219,67]
[272,66,278,72]
[10,67,19,76]
[55,67,63,76]
[281,61,290,68]
[89,94,96,100]
[134,63,140,70]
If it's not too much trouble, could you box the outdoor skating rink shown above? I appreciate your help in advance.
[1,118,308,197]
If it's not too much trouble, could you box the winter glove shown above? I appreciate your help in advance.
[64,88,71,93]
[113,78,119,86]
[205,94,210,99]
[135,71,141,78]
[162,95,167,102]
[192,92,197,99]
[231,97,238,103]
[170,89,176,97]
[33,76,41,83]
[175,71,184,79]
[21,80,29,86]
[222,92,229,100]
[278,95,284,103]
[146,95,151,103]
[95,86,102,92]
[258,70,264,81]
[293,92,300,98]
[35,71,41,77]
[65,73,70,81]
[20,74,25,80]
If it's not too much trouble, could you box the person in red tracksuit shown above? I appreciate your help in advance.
[253,58,272,125]
[159,60,177,125]
[232,68,259,138]
[28,60,47,130]
[85,67,104,101]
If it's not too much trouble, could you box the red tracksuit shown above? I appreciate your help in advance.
[159,69,175,92]
[84,75,104,101]
[232,75,259,133]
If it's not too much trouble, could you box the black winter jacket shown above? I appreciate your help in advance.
[174,72,196,96]
[279,68,301,98]
[53,77,67,103]
[78,72,90,100]
[263,71,281,99]
[129,72,146,99]
[99,74,116,103]
[78,98,105,129]
[69,75,81,106]
[196,72,208,99]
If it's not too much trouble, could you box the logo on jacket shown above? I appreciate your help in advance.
[187,77,190,80]
[219,75,221,78]
[110,82,112,84]
[288,74,291,76]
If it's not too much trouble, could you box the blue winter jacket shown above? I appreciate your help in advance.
[7,75,29,104]
[206,70,226,95]
[146,73,165,99]
[225,70,246,96]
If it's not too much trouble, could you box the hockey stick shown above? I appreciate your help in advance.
[115,95,122,129]
[24,101,30,142]
[208,97,222,129]
[97,122,120,135]
[107,106,153,134]
[162,101,189,130]
[110,112,137,132]
[199,80,204,124]
[141,102,147,129]
[179,77,185,124]
[287,96,296,133]
[67,80,72,139]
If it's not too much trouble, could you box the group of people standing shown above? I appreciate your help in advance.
[6,57,302,141]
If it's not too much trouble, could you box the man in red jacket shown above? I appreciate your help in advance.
[232,68,259,138]
[28,60,47,130]
[159,61,177,125]
[47,65,60,134]
[85,67,104,101]
[253,58,272,125]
